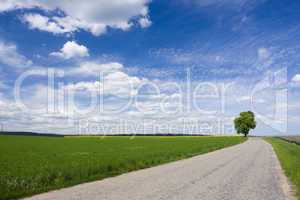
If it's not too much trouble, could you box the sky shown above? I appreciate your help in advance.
[0,0,299,135]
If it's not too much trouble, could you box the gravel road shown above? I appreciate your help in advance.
[24,138,294,200]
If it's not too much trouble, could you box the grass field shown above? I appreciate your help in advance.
[0,135,246,200]
[266,138,300,200]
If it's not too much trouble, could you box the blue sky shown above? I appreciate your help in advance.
[0,0,299,135]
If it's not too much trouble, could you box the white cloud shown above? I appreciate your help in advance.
[57,60,147,97]
[0,40,32,67]
[66,70,145,97]
[236,95,266,103]
[23,14,75,34]
[50,41,89,59]
[0,1,33,12]
[236,95,251,102]
[292,74,300,82]
[67,61,123,77]
[258,47,270,60]
[2,0,152,36]
[139,16,152,28]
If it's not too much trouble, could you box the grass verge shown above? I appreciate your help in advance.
[0,135,246,199]
[265,137,300,200]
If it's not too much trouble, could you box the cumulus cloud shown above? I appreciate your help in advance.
[67,61,123,77]
[23,14,74,34]
[50,41,89,59]
[292,74,300,82]
[0,40,32,67]
[65,63,145,97]
[139,16,152,28]
[1,0,152,36]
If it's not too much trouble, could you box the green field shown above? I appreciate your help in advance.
[266,138,300,200]
[0,135,246,200]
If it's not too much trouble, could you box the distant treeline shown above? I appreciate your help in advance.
[0,132,208,137]
[0,131,64,137]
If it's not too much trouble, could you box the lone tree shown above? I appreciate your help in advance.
[234,111,256,137]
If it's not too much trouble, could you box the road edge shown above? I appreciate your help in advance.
[264,139,297,200]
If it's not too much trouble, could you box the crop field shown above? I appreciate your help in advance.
[0,135,246,199]
[266,138,300,200]
[282,136,300,144]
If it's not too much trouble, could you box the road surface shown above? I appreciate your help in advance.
[24,138,294,200]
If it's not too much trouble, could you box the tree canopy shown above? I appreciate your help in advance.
[234,111,256,137]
